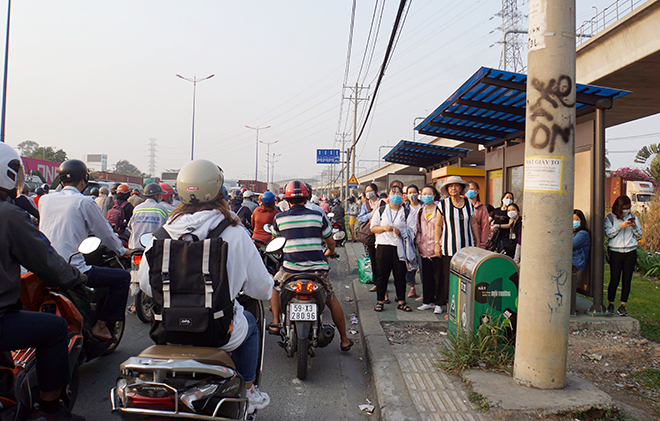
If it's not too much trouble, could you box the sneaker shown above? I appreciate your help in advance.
[607,303,615,314]
[29,401,85,421]
[247,385,270,414]
[434,305,443,314]
[617,305,627,316]
[417,304,434,311]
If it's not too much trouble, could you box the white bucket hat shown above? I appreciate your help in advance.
[439,175,469,196]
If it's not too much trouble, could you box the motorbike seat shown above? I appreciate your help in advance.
[138,345,235,369]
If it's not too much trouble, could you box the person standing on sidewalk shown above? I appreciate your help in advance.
[348,196,359,242]
[415,185,444,314]
[358,183,382,294]
[370,184,416,312]
[434,176,480,313]
[605,195,642,316]
[466,180,489,249]
[404,185,422,299]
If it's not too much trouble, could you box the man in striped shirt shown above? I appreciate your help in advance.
[268,181,353,352]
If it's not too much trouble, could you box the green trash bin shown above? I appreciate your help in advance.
[447,247,519,340]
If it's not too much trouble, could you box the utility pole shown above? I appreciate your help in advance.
[271,153,280,190]
[147,138,158,177]
[498,0,526,72]
[336,132,349,203]
[260,139,277,189]
[245,125,271,182]
[0,0,11,143]
[343,83,368,201]
[513,0,576,389]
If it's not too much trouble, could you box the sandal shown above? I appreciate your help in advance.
[374,303,384,312]
[267,323,280,335]
[340,339,354,352]
[397,303,412,312]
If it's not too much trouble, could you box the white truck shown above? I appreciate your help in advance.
[626,180,655,213]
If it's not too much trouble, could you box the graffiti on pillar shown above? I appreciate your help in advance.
[528,76,575,153]
[547,264,568,322]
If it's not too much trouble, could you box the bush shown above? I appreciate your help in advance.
[637,195,660,254]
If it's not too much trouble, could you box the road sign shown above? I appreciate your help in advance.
[316,149,340,164]
[348,174,359,189]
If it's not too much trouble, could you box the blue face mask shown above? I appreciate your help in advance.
[465,190,477,199]
[573,220,580,230]
[389,194,403,205]
[420,195,434,205]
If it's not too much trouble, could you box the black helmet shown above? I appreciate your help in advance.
[143,183,164,198]
[41,183,50,193]
[110,182,120,194]
[59,159,89,184]
[90,187,99,196]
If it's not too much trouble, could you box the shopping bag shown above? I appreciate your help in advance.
[358,257,373,284]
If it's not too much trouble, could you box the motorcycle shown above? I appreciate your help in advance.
[110,234,267,421]
[129,249,153,323]
[327,213,346,247]
[0,237,126,420]
[255,225,286,276]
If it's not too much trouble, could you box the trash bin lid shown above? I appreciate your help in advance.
[450,247,517,281]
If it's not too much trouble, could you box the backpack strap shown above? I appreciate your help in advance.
[152,226,171,240]
[161,238,172,309]
[202,239,213,309]
[208,217,233,238]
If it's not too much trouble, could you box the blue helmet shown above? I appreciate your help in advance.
[221,185,228,200]
[261,191,275,205]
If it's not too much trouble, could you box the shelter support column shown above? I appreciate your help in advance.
[513,0,576,389]
[590,106,608,313]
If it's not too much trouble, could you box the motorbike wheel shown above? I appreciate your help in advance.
[135,291,154,323]
[64,363,80,410]
[102,321,125,355]
[296,337,309,380]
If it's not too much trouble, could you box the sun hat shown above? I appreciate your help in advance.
[439,175,469,196]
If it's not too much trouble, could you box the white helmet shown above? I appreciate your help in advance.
[0,142,25,194]
[311,194,320,205]
[176,159,224,205]
[243,190,254,198]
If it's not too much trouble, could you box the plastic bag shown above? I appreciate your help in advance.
[358,257,373,284]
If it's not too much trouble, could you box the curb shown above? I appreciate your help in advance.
[346,241,421,421]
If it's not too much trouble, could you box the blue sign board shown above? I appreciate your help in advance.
[316,149,340,164]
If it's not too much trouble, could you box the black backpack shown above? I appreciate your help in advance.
[146,219,234,347]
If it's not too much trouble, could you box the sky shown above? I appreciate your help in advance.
[3,0,658,183]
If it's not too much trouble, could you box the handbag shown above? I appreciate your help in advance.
[356,201,376,245]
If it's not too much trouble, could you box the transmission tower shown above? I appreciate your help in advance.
[498,0,526,72]
[147,138,158,177]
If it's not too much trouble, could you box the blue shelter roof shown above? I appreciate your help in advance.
[415,67,630,146]
[382,140,471,169]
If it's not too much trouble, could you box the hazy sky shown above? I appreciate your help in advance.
[3,0,657,182]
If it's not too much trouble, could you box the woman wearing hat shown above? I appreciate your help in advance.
[434,176,481,312]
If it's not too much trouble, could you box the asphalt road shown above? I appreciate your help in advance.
[74,251,373,420]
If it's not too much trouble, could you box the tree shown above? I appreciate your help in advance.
[17,140,39,156]
[114,160,146,177]
[29,147,67,163]
[635,143,660,184]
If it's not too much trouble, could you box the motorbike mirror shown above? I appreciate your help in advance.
[263,224,272,234]
[265,237,286,253]
[78,237,102,255]
[139,233,153,248]
[327,212,335,218]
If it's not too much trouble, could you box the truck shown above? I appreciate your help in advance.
[606,177,655,213]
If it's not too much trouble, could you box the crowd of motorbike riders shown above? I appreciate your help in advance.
[0,142,353,420]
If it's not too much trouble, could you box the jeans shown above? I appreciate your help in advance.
[608,249,637,303]
[0,311,70,392]
[405,253,423,285]
[232,311,259,383]
[85,265,131,322]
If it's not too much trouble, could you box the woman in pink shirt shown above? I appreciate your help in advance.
[415,185,444,314]
[466,180,489,249]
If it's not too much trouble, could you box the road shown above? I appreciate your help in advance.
[74,252,374,420]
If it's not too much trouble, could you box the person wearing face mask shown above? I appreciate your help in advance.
[404,185,422,298]
[572,209,591,315]
[490,192,515,253]
[500,203,522,261]
[466,181,489,249]
[370,185,416,312]
[605,195,642,316]
[415,185,444,313]
[357,183,387,298]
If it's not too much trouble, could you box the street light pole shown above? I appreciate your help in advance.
[259,139,278,189]
[246,125,271,182]
[0,0,11,143]
[176,73,215,161]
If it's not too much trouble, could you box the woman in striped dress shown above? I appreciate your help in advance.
[434,176,481,311]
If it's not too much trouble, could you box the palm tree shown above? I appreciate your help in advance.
[635,144,660,182]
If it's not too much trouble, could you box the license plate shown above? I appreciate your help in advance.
[289,303,317,321]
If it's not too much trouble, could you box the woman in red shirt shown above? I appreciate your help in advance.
[251,191,280,244]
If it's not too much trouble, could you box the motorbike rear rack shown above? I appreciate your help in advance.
[119,356,236,380]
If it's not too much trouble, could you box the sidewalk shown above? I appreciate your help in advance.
[344,241,491,421]
[343,240,642,420]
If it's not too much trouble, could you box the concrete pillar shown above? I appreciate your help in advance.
[513,0,576,389]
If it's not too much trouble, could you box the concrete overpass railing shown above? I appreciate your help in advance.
[577,0,647,45]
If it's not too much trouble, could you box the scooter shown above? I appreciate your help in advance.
[110,234,267,421]
[129,249,153,323]
[255,226,286,276]
[0,237,126,420]
[327,213,346,247]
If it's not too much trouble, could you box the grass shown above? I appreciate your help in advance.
[630,368,660,390]
[567,407,628,421]
[599,266,660,342]
[467,391,489,411]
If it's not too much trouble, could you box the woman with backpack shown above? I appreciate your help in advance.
[357,183,383,294]
[415,185,444,314]
[138,159,273,414]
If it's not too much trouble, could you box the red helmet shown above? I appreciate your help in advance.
[116,184,130,194]
[160,183,174,200]
[284,180,309,198]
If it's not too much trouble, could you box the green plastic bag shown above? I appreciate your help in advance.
[358,257,373,284]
